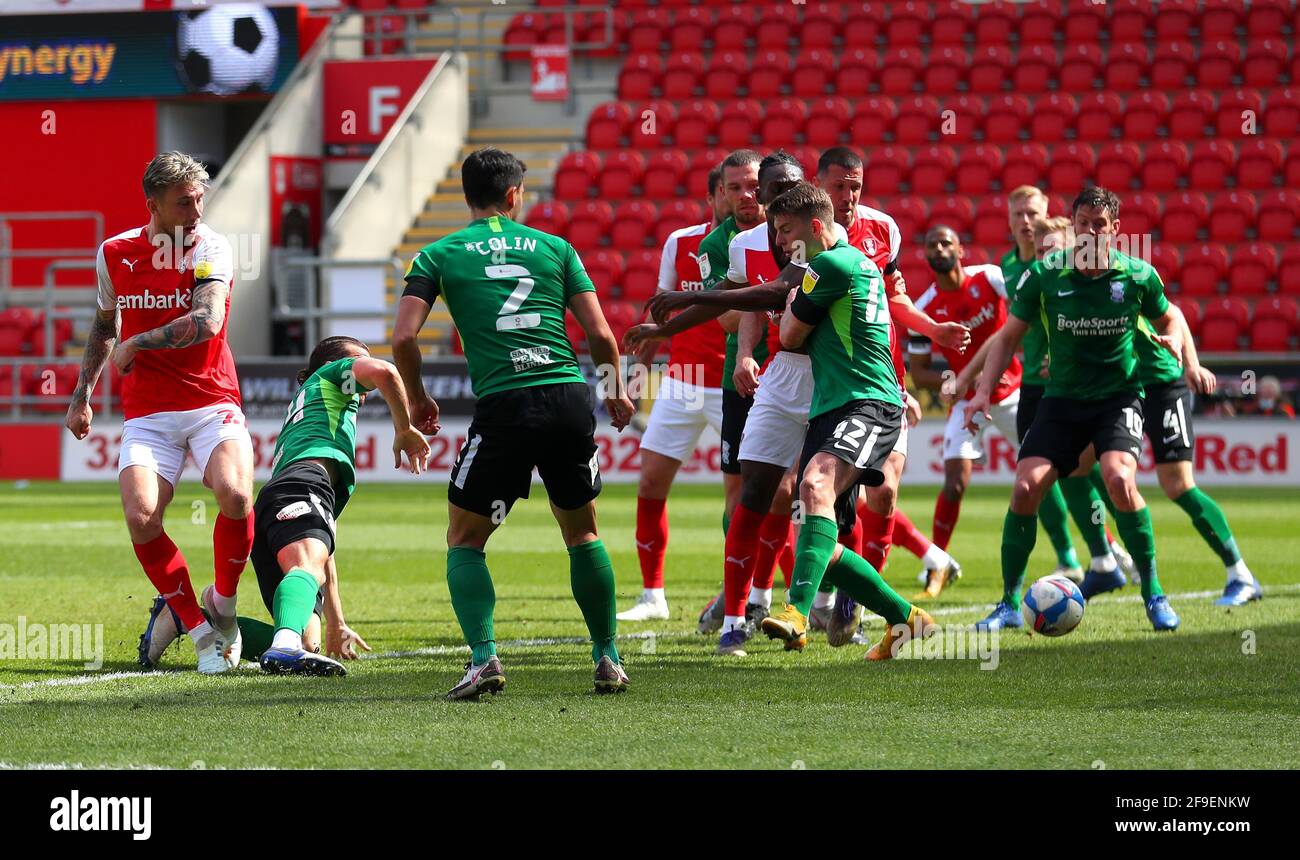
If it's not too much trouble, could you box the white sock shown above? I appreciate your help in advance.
[921,544,951,571]
[189,620,215,648]
[272,628,303,651]
[210,588,236,619]
[748,586,772,608]
[722,615,745,633]
[1226,560,1253,585]
[812,590,836,610]
[643,588,665,603]
[1091,554,1118,573]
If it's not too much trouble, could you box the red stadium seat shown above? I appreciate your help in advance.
[1077,92,1124,141]
[524,200,569,236]
[1110,0,1152,42]
[1096,142,1142,190]
[931,1,975,44]
[848,96,898,146]
[576,10,618,59]
[789,147,820,182]
[625,8,669,54]
[568,201,615,252]
[704,50,749,100]
[1012,43,1054,93]
[1180,244,1230,297]
[929,195,976,236]
[973,197,1007,246]
[911,145,957,195]
[1140,141,1190,192]
[712,6,754,52]
[1059,43,1102,92]
[661,52,704,100]
[1188,140,1235,190]
[925,45,967,95]
[896,95,941,145]
[623,249,661,303]
[1266,89,1300,137]
[717,99,762,149]
[879,46,923,95]
[1123,91,1170,141]
[1208,191,1255,242]
[0,326,24,357]
[1169,90,1213,138]
[563,312,587,353]
[643,150,689,200]
[654,199,708,246]
[26,364,79,413]
[583,250,625,300]
[1065,0,1106,42]
[1001,143,1049,189]
[835,48,877,98]
[1200,297,1249,351]
[631,100,676,149]
[1048,143,1096,193]
[1229,243,1279,296]
[843,3,886,46]
[1122,192,1162,236]
[1287,149,1300,189]
[606,201,654,251]
[806,97,850,148]
[1201,0,1246,40]
[1232,139,1284,189]
[1248,0,1292,36]
[1198,40,1243,89]
[1105,41,1149,91]
[750,49,791,100]
[502,13,543,62]
[554,152,601,201]
[800,3,845,50]
[618,53,662,101]
[675,99,720,149]
[898,245,930,297]
[1161,191,1210,242]
[1249,296,1299,351]
[971,44,1014,94]
[1151,245,1183,290]
[956,144,1005,195]
[1279,246,1300,295]
[1155,0,1198,40]
[1030,93,1077,143]
[985,95,1032,143]
[1243,39,1289,88]
[891,197,930,242]
[603,301,644,342]
[598,150,645,200]
[791,48,836,98]
[1258,190,1300,241]
[586,102,632,150]
[940,94,984,143]
[887,1,930,46]
[1019,1,1060,44]
[973,0,1018,44]
[863,146,911,192]
[669,6,712,53]
[761,98,809,149]
[755,3,800,50]
[1151,42,1195,90]
[685,148,727,197]
[1171,296,1200,336]
[1217,89,1264,137]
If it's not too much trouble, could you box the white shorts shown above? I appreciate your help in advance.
[893,419,909,459]
[739,351,814,469]
[943,388,1020,461]
[118,403,252,487]
[638,375,724,463]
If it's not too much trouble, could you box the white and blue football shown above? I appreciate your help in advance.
[1021,575,1085,637]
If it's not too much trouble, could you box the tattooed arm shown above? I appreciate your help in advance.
[113,278,229,374]
[65,308,119,439]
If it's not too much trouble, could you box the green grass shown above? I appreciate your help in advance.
[0,480,1297,769]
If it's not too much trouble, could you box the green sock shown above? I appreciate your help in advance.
[1001,509,1038,609]
[447,546,496,664]
[789,515,839,616]
[236,616,274,659]
[1114,507,1162,600]
[1037,484,1079,569]
[272,569,319,636]
[817,577,836,595]
[1173,487,1242,566]
[568,539,620,664]
[1061,474,1112,558]
[1089,463,1119,519]
[824,549,911,626]
[722,511,730,536]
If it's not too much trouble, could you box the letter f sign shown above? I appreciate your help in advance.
[369,86,401,136]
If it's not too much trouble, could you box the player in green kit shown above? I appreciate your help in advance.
[754,183,935,660]
[394,147,635,699]
[967,187,1185,632]
[255,336,431,675]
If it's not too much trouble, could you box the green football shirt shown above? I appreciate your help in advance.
[793,239,902,419]
[696,215,769,392]
[1009,249,1171,401]
[1135,315,1183,387]
[1001,245,1049,387]
[405,215,593,399]
[269,357,373,515]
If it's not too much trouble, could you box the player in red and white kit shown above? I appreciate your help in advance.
[618,166,730,621]
[65,152,254,674]
[908,225,1022,557]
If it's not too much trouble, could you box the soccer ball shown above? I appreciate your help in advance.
[176,4,280,96]
[1020,575,1085,637]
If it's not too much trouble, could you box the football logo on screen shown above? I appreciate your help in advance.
[176,4,280,96]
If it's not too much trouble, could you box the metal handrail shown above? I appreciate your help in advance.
[274,256,407,355]
[0,355,111,420]
[0,210,104,305]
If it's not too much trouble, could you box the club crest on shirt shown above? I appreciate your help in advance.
[861,237,877,256]
[1109,281,1126,303]
[970,283,981,298]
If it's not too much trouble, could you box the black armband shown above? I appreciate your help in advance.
[789,290,828,326]
[402,275,439,304]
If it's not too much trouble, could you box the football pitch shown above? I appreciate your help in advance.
[1,480,1297,770]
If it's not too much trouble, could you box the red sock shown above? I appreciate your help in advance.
[1104,527,1117,546]
[133,532,205,631]
[837,514,864,557]
[213,513,254,598]
[635,496,669,589]
[857,502,894,572]
[723,503,765,616]
[892,508,932,559]
[932,492,962,551]
[751,511,790,592]
[776,521,794,588]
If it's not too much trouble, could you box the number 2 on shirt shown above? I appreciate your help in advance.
[488,264,541,331]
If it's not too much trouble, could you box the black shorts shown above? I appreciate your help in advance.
[1141,378,1195,464]
[1016,383,1045,444]
[1018,392,1146,476]
[449,381,601,517]
[250,460,334,615]
[799,399,904,489]
[720,387,753,475]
